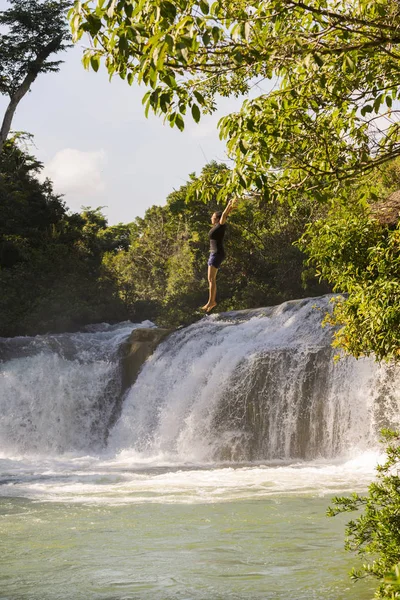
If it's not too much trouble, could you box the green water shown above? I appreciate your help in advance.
[0,495,374,600]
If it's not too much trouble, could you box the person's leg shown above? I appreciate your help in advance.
[207,265,218,310]
[202,265,218,310]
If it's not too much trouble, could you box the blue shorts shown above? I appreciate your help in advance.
[208,252,225,269]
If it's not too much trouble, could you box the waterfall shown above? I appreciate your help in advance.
[0,321,153,455]
[0,296,399,463]
[109,297,400,462]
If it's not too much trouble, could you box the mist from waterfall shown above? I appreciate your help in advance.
[109,297,400,463]
[0,296,399,504]
[0,321,153,455]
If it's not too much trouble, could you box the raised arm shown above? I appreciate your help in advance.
[219,198,237,225]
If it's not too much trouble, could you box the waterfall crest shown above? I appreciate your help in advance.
[1,296,399,463]
[110,297,400,462]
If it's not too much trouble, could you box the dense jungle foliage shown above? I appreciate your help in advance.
[70,0,400,361]
[0,141,330,336]
[301,181,400,363]
[0,140,131,335]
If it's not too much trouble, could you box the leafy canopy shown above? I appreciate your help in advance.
[300,193,400,362]
[70,0,400,202]
[0,0,71,97]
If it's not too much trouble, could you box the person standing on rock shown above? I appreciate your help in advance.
[201,198,237,313]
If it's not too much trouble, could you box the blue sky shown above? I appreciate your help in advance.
[0,27,249,224]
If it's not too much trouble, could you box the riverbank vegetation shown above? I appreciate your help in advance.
[0,139,328,336]
[0,139,131,336]
[328,431,400,599]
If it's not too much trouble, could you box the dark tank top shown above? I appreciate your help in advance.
[208,223,226,254]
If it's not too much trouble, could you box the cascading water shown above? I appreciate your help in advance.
[1,296,399,463]
[0,295,399,505]
[0,321,153,455]
[110,296,400,463]
[2,297,395,600]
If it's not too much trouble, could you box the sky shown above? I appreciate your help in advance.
[0,25,252,225]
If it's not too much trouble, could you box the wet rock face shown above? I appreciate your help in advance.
[120,328,173,392]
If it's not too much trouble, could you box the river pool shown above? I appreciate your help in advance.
[0,458,375,600]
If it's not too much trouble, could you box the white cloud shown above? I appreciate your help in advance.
[43,148,107,198]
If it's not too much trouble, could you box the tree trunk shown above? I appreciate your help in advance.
[0,34,63,154]
[0,96,18,151]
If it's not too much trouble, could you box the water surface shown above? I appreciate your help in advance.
[0,459,376,600]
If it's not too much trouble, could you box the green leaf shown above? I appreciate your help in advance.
[82,53,91,70]
[199,0,209,15]
[243,21,250,41]
[239,139,249,154]
[175,113,185,131]
[313,53,324,67]
[90,55,100,72]
[86,14,102,35]
[177,43,189,62]
[159,92,171,113]
[211,26,220,43]
[343,55,355,72]
[202,31,211,46]
[160,1,176,20]
[161,72,177,88]
[165,34,174,51]
[142,90,151,105]
[156,42,168,70]
[193,90,205,105]
[361,104,373,117]
[191,103,201,123]
[233,51,243,64]
[373,94,384,113]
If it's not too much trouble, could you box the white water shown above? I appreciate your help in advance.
[0,296,399,504]
[0,452,383,505]
[110,297,400,464]
[0,321,154,455]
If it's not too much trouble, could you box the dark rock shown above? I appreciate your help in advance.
[120,327,173,391]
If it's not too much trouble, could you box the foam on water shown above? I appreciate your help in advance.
[109,297,400,463]
[0,321,153,454]
[0,450,383,504]
[0,296,399,505]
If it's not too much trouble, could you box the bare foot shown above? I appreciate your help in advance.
[201,304,210,311]
[206,302,217,312]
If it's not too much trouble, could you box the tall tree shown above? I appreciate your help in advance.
[70,0,400,362]
[0,0,71,152]
[70,0,400,202]
[0,140,130,336]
